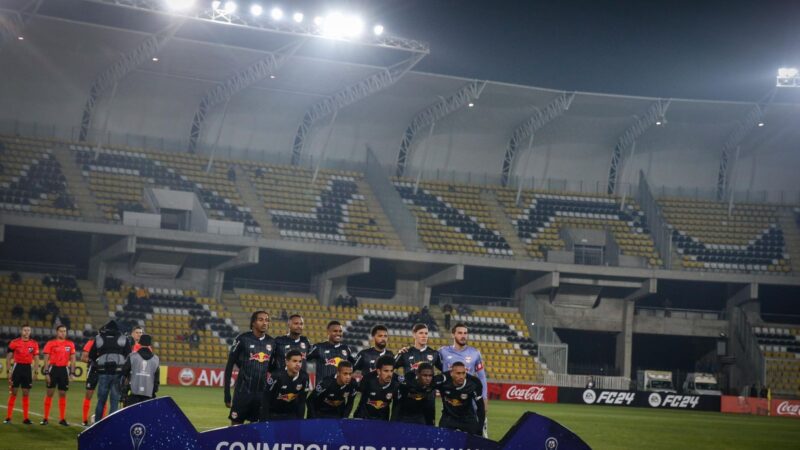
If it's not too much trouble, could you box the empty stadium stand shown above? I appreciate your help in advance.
[70,143,260,233]
[754,325,800,397]
[245,164,390,247]
[495,188,661,266]
[0,136,80,218]
[106,286,237,365]
[393,178,513,256]
[662,199,792,274]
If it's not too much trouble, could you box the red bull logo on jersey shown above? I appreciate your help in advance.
[249,352,271,363]
[325,357,344,367]
[323,398,344,407]
[444,397,463,407]
[410,393,426,401]
[367,399,388,409]
[410,362,421,371]
[277,393,298,402]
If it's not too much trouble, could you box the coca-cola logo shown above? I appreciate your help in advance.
[179,368,195,386]
[777,401,800,416]
[506,385,546,402]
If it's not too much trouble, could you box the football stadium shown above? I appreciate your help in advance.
[1,1,800,449]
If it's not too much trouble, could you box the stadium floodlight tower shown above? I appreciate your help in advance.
[776,67,800,87]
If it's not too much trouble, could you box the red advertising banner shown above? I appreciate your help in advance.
[772,399,800,419]
[721,396,800,419]
[720,396,769,416]
[487,382,558,403]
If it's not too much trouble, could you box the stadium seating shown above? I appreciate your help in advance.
[106,286,236,365]
[661,199,792,274]
[71,144,260,233]
[393,178,513,256]
[753,325,800,397]
[0,273,95,354]
[0,136,80,218]
[245,164,389,247]
[495,188,661,266]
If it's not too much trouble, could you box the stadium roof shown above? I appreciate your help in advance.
[2,0,800,196]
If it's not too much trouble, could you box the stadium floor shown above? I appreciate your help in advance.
[2,382,798,450]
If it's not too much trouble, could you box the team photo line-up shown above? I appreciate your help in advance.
[6,310,489,436]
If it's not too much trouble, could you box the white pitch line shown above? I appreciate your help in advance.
[0,405,84,428]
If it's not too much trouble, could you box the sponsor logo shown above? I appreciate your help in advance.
[367,400,387,409]
[776,401,800,416]
[545,437,559,450]
[249,352,271,363]
[179,368,195,386]
[506,385,547,402]
[296,384,303,390]
[325,357,345,367]
[386,393,393,400]
[426,355,433,361]
[650,394,700,409]
[460,393,468,400]
[300,343,307,349]
[323,398,344,407]
[277,393,298,402]
[230,412,238,419]
[410,393,426,401]
[586,390,636,405]
[444,397,463,407]
[648,393,661,407]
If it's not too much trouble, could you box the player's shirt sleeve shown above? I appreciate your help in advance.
[43,340,53,355]
[8,339,17,353]
[82,340,93,353]
[68,341,76,356]
[33,341,40,356]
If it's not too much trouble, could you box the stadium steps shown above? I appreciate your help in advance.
[220,291,250,332]
[479,190,527,259]
[355,180,405,251]
[51,144,104,222]
[232,164,279,239]
[778,209,800,274]
[76,279,108,329]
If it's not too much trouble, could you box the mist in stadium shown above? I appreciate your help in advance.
[1,0,800,449]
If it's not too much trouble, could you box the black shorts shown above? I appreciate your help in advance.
[10,364,33,389]
[47,366,70,391]
[229,391,262,423]
[86,367,99,390]
[439,415,481,436]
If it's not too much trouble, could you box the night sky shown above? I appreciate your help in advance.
[359,0,800,101]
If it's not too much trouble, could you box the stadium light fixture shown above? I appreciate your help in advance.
[211,0,221,10]
[757,122,765,127]
[17,36,24,40]
[321,12,364,38]
[270,7,283,20]
[313,16,323,26]
[293,12,304,23]
[250,4,263,16]
[152,57,159,62]
[373,24,384,36]
[165,0,196,10]
[777,67,799,87]
[269,74,276,79]
[223,1,237,14]
[468,102,475,108]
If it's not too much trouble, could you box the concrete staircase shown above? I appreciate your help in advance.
[232,165,279,239]
[51,145,104,222]
[479,189,528,259]
[77,279,109,329]
[778,208,800,274]
[356,180,405,251]
[220,290,249,331]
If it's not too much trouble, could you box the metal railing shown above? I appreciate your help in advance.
[0,260,84,278]
[430,294,517,307]
[637,171,674,268]
[544,373,632,390]
[635,306,725,321]
[226,278,312,293]
[346,286,396,299]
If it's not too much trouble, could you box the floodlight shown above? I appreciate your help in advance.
[165,0,195,10]
[250,4,262,16]
[778,67,798,78]
[777,67,799,87]
[373,24,384,36]
[757,122,765,127]
[211,1,221,10]
[345,16,364,37]
[468,102,474,108]
[269,74,276,79]
[223,1,236,14]
[322,12,346,37]
[152,57,159,62]
[313,16,323,26]
[293,12,303,23]
[17,36,24,40]
[270,7,283,20]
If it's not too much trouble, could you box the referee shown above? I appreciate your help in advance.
[4,325,39,424]
[41,325,77,426]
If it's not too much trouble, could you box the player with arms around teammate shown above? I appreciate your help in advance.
[391,362,437,425]
[273,315,311,371]
[306,321,355,384]
[4,325,39,424]
[41,325,77,426]
[354,325,394,375]
[260,350,309,421]
[435,361,485,436]
[306,361,359,418]
[353,355,400,421]
[224,311,276,425]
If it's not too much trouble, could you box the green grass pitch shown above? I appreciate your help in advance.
[2,382,798,449]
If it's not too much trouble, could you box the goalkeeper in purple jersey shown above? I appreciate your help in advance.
[439,322,489,437]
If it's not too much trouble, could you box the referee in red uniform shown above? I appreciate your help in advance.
[41,325,76,426]
[4,325,39,424]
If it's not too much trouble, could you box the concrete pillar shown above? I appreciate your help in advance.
[615,299,634,378]
[417,264,464,307]
[313,257,370,306]
[88,236,136,291]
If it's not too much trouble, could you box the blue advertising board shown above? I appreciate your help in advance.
[78,397,590,450]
